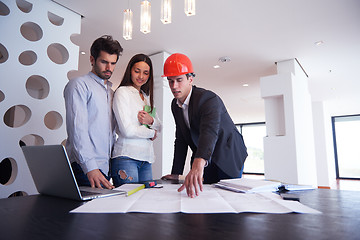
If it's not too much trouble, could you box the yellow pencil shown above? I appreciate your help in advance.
[126,184,145,197]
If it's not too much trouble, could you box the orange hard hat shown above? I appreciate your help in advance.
[162,53,194,77]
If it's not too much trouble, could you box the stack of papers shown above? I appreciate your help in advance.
[214,178,282,193]
[282,184,316,191]
[214,178,315,193]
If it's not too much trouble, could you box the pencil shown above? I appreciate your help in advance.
[126,184,145,196]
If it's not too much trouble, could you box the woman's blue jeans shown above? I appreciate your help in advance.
[110,156,153,187]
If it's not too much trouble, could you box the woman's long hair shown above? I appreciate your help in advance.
[118,53,154,111]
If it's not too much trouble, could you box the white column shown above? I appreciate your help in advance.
[260,59,317,186]
[149,52,176,179]
[312,101,336,187]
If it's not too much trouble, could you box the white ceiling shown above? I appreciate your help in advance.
[53,0,360,123]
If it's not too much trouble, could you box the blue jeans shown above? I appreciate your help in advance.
[110,156,153,187]
[71,162,110,187]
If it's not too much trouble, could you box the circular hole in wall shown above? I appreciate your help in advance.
[67,70,79,81]
[8,191,28,198]
[16,0,33,13]
[20,22,43,42]
[47,43,69,64]
[70,33,81,46]
[3,104,31,128]
[0,90,5,102]
[0,157,18,185]
[19,50,37,66]
[0,1,10,16]
[44,111,63,130]
[0,42,9,63]
[20,134,45,146]
[26,75,50,99]
[48,11,64,26]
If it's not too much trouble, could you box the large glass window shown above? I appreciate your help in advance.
[332,115,360,179]
[237,123,266,174]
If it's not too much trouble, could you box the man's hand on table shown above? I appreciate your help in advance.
[177,158,206,198]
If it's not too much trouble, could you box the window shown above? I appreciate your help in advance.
[237,123,266,175]
[332,114,360,179]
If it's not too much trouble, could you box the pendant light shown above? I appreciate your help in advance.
[184,0,195,16]
[161,0,172,24]
[140,0,151,34]
[123,9,133,40]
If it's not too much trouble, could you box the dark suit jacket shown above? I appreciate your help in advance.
[170,86,247,180]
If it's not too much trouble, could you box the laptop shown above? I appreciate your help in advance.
[21,145,125,201]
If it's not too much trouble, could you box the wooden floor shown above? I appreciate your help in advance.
[243,174,360,191]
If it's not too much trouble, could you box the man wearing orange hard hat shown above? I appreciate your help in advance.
[161,53,248,198]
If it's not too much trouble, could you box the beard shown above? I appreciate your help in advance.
[93,64,112,80]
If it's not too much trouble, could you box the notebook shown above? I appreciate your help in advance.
[21,145,125,201]
[143,105,156,128]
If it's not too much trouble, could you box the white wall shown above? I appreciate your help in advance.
[0,0,80,198]
[312,102,335,187]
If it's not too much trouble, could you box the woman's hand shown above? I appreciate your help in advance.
[151,130,157,141]
[138,110,154,126]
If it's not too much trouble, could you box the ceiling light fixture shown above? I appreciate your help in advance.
[215,56,230,69]
[123,0,195,40]
[80,51,85,55]
[123,8,133,40]
[140,0,151,34]
[219,56,231,63]
[315,40,324,46]
[243,84,249,87]
[161,0,172,24]
[185,0,196,16]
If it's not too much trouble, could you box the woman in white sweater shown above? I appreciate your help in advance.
[111,54,161,187]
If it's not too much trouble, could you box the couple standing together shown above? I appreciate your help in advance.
[64,35,247,198]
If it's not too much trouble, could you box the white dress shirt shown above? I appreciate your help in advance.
[176,86,193,129]
[64,72,115,175]
[112,86,161,163]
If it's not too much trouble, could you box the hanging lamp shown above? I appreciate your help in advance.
[123,9,133,40]
[161,0,172,24]
[140,0,151,34]
[184,0,195,16]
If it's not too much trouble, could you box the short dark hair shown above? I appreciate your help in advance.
[90,35,123,62]
[119,53,154,111]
